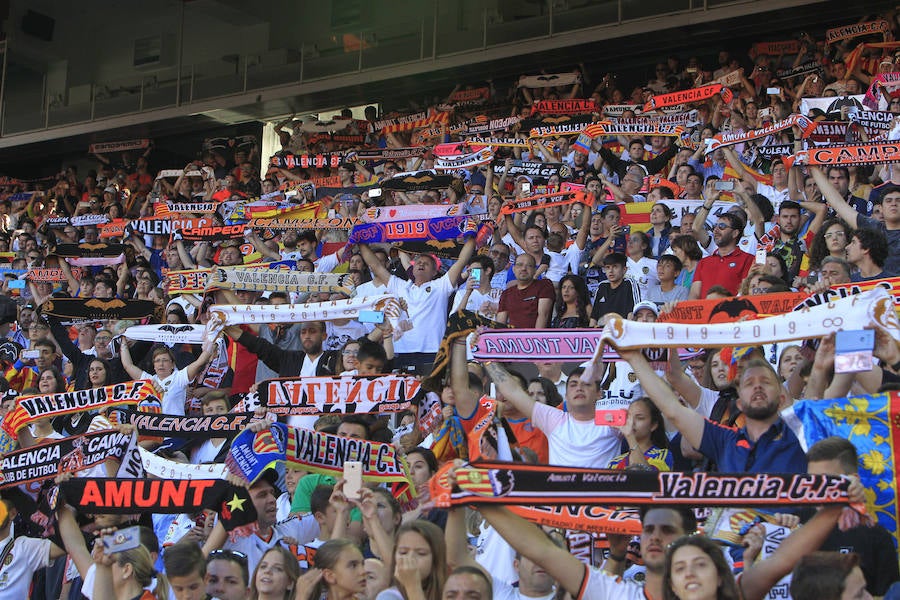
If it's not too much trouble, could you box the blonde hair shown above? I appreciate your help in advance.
[115,545,169,600]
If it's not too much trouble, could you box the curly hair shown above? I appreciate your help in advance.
[808,218,850,272]
[554,274,590,326]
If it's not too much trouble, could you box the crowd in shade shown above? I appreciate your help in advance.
[3,7,900,600]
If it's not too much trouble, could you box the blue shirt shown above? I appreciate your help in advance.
[699,417,807,473]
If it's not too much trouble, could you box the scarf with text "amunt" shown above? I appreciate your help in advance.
[581,287,899,382]
[643,84,733,113]
[431,460,854,509]
[2,380,158,438]
[704,114,818,154]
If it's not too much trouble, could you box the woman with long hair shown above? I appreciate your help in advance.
[552,274,591,328]
[308,539,367,600]
[807,218,850,275]
[376,521,448,600]
[647,203,675,258]
[93,544,170,600]
[402,448,448,528]
[670,235,702,289]
[527,377,564,408]
[663,535,740,600]
[625,230,659,298]
[607,397,672,471]
[250,546,300,600]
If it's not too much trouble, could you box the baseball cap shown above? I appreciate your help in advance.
[632,301,660,317]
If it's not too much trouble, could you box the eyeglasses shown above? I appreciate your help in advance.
[824,231,845,239]
[208,549,248,566]
[342,349,358,356]
[714,223,733,230]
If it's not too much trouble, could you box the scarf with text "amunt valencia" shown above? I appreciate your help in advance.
[704,114,818,154]
[431,460,854,509]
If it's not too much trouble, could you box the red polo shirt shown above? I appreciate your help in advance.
[693,247,754,297]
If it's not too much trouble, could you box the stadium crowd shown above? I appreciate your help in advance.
[0,7,900,600]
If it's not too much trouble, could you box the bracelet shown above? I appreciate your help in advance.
[701,204,712,210]
[608,553,626,562]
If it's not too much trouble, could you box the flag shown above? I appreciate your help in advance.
[783,392,900,548]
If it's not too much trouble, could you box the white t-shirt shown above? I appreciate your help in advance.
[324,320,369,351]
[450,286,500,317]
[626,256,659,300]
[225,515,319,572]
[387,273,456,354]
[475,522,518,586]
[287,355,323,430]
[0,532,51,596]
[530,403,621,468]
[756,183,790,214]
[546,244,582,283]
[494,578,555,600]
[141,368,191,416]
[579,565,646,600]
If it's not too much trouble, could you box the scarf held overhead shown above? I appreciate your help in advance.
[431,461,852,508]
[207,268,356,295]
[210,294,400,326]
[122,409,255,438]
[783,143,900,168]
[643,84,733,113]
[39,298,159,323]
[260,374,422,416]
[3,380,158,437]
[348,216,478,244]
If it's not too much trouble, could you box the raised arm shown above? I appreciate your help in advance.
[478,504,586,597]
[445,237,476,283]
[359,243,391,286]
[450,337,477,419]
[484,361,537,419]
[664,350,702,408]
[619,347,705,448]
[118,339,145,380]
[809,166,860,228]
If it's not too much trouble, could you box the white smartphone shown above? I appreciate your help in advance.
[755,249,767,265]
[343,461,363,500]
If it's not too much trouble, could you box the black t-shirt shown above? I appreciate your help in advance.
[590,279,640,321]
[820,524,899,595]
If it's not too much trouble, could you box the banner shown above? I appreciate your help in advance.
[381,171,455,192]
[783,391,900,547]
[207,268,355,295]
[3,380,157,436]
[508,505,642,536]
[449,87,491,103]
[705,114,817,154]
[163,268,210,295]
[138,447,229,480]
[124,409,255,439]
[0,429,131,488]
[643,84,732,113]
[531,99,599,115]
[784,143,900,168]
[826,19,891,44]
[249,216,360,231]
[348,216,478,244]
[431,461,851,508]
[260,374,422,416]
[227,423,410,485]
[848,109,896,137]
[123,323,206,344]
[493,160,572,179]
[798,94,865,117]
[518,73,581,88]
[39,298,159,323]
[26,268,83,282]
[210,294,399,326]
[88,139,150,154]
[59,478,257,530]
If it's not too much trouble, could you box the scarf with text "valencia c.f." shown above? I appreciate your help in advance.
[643,84,733,113]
